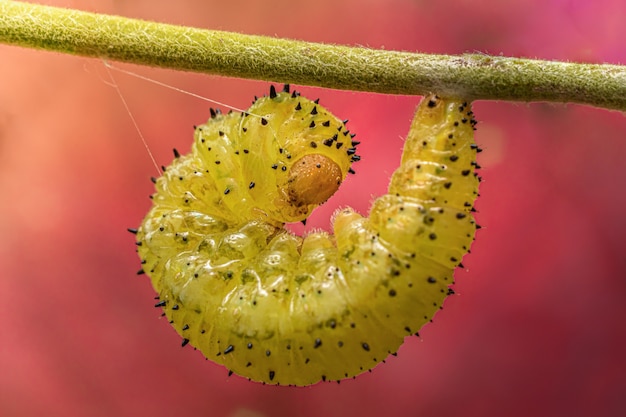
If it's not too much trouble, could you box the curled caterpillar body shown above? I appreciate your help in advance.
[135,88,479,386]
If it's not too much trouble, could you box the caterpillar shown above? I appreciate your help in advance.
[131,85,479,386]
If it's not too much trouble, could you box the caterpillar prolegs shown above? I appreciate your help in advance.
[133,86,479,386]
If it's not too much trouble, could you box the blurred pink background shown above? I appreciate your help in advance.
[1,0,625,416]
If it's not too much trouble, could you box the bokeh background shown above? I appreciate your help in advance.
[1,0,625,416]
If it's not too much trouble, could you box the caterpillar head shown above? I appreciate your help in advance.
[287,153,343,207]
[191,86,359,225]
[244,86,359,223]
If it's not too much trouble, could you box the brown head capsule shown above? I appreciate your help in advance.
[287,154,343,207]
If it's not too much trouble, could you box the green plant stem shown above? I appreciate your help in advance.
[1,1,625,111]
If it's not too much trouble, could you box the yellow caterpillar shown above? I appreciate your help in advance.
[131,86,479,386]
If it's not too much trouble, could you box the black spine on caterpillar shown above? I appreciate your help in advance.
[135,89,479,386]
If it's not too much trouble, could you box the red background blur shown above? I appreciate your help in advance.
[1,1,625,416]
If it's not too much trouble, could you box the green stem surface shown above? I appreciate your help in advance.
[1,1,626,110]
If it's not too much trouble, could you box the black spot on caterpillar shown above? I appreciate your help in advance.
[134,86,479,386]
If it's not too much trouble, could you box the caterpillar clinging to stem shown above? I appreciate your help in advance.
[132,85,480,386]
